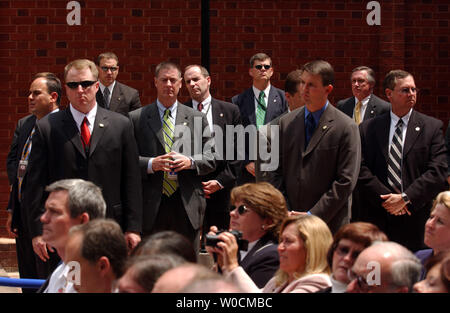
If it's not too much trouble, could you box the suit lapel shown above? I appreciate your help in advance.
[342,97,355,118]
[364,96,377,120]
[376,113,391,162]
[146,102,165,149]
[403,110,421,157]
[62,109,86,158]
[244,89,256,125]
[303,105,333,157]
[96,89,106,108]
[88,108,108,157]
[109,82,123,112]
[211,98,225,129]
[265,86,280,123]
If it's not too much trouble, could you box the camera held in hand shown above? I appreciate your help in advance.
[205,230,249,251]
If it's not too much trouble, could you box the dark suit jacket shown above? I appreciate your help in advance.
[358,110,447,251]
[6,114,36,232]
[26,107,143,238]
[232,86,288,184]
[336,94,390,121]
[184,98,242,217]
[240,233,279,288]
[446,122,450,177]
[271,104,361,233]
[96,81,141,116]
[129,102,216,234]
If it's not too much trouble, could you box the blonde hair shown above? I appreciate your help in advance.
[433,191,450,211]
[230,182,288,238]
[64,59,99,81]
[274,215,333,286]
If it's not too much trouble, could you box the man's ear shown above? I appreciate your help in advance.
[97,256,111,276]
[79,212,90,224]
[325,84,333,95]
[385,88,393,101]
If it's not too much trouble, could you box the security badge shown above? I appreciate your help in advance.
[17,160,28,179]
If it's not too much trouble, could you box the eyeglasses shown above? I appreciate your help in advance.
[397,87,418,94]
[100,66,118,72]
[230,205,250,215]
[351,79,368,86]
[66,81,97,89]
[335,244,362,260]
[347,269,371,291]
[254,64,271,70]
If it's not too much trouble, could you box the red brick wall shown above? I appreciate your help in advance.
[0,0,449,268]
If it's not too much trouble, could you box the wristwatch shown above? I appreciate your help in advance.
[401,192,411,204]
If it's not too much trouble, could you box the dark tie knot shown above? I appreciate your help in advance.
[197,102,203,112]
[396,119,403,128]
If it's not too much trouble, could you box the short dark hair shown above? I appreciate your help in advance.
[32,72,62,106]
[184,64,210,78]
[155,61,181,79]
[383,69,412,91]
[132,230,197,263]
[249,53,272,68]
[96,52,119,66]
[284,69,303,95]
[69,219,128,278]
[327,222,388,268]
[302,60,334,86]
[352,66,376,86]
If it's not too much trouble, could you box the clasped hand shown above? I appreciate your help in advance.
[152,151,191,172]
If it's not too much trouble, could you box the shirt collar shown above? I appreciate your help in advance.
[192,95,212,111]
[355,94,371,107]
[305,101,329,124]
[157,99,178,116]
[70,103,97,129]
[99,81,115,94]
[390,108,413,127]
[252,84,271,100]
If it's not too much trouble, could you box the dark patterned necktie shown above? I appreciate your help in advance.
[387,119,404,193]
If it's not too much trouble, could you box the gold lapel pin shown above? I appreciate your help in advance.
[99,123,104,128]
[323,125,327,130]
[183,122,188,126]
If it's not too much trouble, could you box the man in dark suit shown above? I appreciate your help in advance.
[270,60,361,234]
[183,64,241,232]
[129,62,216,250]
[95,52,141,116]
[232,53,288,185]
[358,70,448,251]
[336,66,390,124]
[27,59,143,262]
[5,72,61,291]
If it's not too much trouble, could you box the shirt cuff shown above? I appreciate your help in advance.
[147,158,155,174]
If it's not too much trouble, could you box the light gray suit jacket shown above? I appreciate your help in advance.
[271,104,361,233]
[129,102,216,234]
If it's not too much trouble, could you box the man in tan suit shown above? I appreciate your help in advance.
[270,60,361,233]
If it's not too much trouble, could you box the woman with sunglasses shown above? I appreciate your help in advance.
[207,182,288,288]
[210,214,333,293]
[318,222,388,293]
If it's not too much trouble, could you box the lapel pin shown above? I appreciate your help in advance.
[371,110,374,114]
[118,97,121,101]
[273,99,277,102]
[415,127,420,131]
[183,122,188,126]
[323,125,327,130]
[99,123,104,128]
[220,113,224,117]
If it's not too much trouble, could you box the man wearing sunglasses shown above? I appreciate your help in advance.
[357,70,447,252]
[94,52,141,116]
[26,59,143,256]
[232,53,288,185]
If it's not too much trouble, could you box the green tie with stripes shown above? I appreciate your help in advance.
[162,109,178,196]
[256,90,266,129]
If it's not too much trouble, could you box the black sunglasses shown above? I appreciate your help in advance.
[66,81,97,89]
[230,205,250,215]
[100,66,118,72]
[254,64,271,70]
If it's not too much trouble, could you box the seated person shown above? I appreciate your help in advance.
[209,215,333,293]
[207,182,288,287]
[414,251,450,293]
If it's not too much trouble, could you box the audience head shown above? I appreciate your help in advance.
[40,179,106,257]
[28,72,61,119]
[229,182,288,242]
[424,191,450,254]
[347,241,422,293]
[132,230,196,263]
[284,69,305,111]
[350,66,376,101]
[327,222,388,284]
[413,251,450,293]
[117,254,186,293]
[275,215,333,286]
[95,52,119,87]
[183,64,211,103]
[152,263,220,293]
[65,219,127,293]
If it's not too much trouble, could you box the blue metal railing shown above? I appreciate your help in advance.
[0,277,45,289]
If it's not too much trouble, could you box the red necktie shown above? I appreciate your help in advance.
[197,102,203,112]
[81,117,91,149]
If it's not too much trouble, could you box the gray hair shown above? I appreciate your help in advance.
[372,241,422,292]
[45,179,106,219]
[352,66,376,86]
